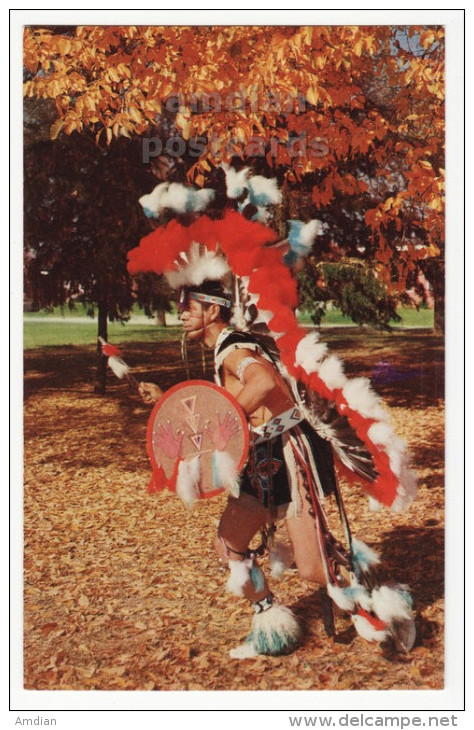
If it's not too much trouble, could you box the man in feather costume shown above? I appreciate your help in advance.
[127,167,417,658]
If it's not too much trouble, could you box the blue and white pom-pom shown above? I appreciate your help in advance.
[247,175,282,207]
[139,182,215,218]
[284,219,325,265]
[230,603,302,658]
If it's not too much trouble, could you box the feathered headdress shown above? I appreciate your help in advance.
[127,170,416,513]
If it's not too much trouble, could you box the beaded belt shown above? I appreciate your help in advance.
[250,406,304,444]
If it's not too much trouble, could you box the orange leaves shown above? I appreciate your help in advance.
[23,22,445,265]
[365,207,384,229]
[312,174,335,207]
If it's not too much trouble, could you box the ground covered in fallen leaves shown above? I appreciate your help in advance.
[23,329,444,691]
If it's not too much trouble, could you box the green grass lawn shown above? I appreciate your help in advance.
[23,320,182,349]
[23,306,434,349]
[295,306,433,328]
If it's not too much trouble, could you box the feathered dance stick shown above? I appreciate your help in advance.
[99,337,140,390]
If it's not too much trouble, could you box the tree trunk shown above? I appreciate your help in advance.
[94,283,108,395]
[433,289,444,334]
[422,259,445,334]
[155,309,166,327]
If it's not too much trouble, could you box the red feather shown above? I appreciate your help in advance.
[101,342,123,358]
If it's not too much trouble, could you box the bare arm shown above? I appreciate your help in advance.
[222,349,292,419]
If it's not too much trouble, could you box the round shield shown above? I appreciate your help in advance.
[147,380,249,499]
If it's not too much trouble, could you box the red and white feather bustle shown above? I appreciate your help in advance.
[127,209,416,513]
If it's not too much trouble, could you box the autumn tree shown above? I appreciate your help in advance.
[23,24,445,330]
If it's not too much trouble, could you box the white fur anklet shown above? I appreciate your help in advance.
[229,596,302,658]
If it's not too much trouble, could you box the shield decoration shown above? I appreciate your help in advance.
[147,380,249,499]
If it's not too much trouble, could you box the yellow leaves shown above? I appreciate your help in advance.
[405,58,420,84]
[57,37,72,56]
[420,30,436,50]
[175,111,191,140]
[353,37,364,57]
[50,119,64,141]
[364,35,376,55]
[117,63,131,79]
[427,83,445,100]
[428,197,443,212]
[84,96,97,113]
[313,53,327,70]
[107,67,121,83]
[23,81,35,98]
[127,105,142,124]
[419,160,433,171]
[63,118,79,135]
[300,26,314,47]
[306,86,319,106]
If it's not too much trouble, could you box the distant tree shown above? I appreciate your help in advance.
[24,101,171,391]
[298,258,400,329]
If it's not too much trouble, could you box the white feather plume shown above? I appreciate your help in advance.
[164,182,189,213]
[351,537,381,570]
[107,356,130,380]
[176,455,201,508]
[343,377,390,423]
[371,586,414,623]
[138,183,169,217]
[190,187,216,211]
[212,450,240,497]
[220,163,250,198]
[166,243,231,288]
[226,560,250,596]
[252,307,275,325]
[327,583,356,612]
[368,496,383,512]
[139,182,215,218]
[248,175,282,205]
[295,333,328,374]
[318,354,346,390]
[367,421,396,446]
[251,603,302,648]
[367,422,417,511]
[351,613,388,643]
[229,603,302,658]
[298,219,325,246]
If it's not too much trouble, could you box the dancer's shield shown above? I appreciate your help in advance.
[147,380,249,498]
